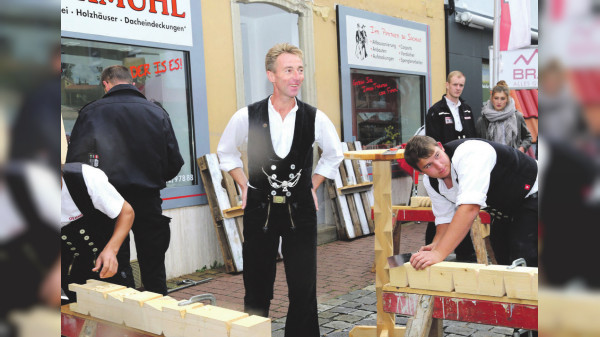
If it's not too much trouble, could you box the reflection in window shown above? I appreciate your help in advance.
[61,38,195,187]
[351,69,425,148]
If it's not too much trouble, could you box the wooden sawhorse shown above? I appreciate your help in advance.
[381,286,538,336]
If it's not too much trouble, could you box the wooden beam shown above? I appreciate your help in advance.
[404,295,434,337]
[337,182,374,195]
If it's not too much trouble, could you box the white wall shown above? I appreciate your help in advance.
[129,204,223,279]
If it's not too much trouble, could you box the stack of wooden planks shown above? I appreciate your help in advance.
[68,280,271,337]
[198,154,244,273]
[326,141,375,240]
[388,261,538,300]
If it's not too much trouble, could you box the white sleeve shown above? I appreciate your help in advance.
[82,165,125,219]
[217,107,249,173]
[453,140,497,208]
[423,175,456,226]
[313,110,344,179]
[26,164,61,229]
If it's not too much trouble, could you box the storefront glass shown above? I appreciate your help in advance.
[350,69,425,148]
[60,37,195,187]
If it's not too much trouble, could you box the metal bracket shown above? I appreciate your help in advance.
[507,258,527,269]
[178,294,217,306]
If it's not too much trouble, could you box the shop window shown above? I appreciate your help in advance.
[61,37,195,188]
[350,69,425,147]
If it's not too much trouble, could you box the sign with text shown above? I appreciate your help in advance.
[345,15,427,73]
[498,47,538,89]
[61,0,192,46]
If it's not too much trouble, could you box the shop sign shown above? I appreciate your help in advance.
[498,47,538,89]
[61,0,193,46]
[345,15,427,73]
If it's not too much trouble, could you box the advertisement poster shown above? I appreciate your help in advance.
[346,15,427,73]
[61,0,193,46]
[498,47,538,89]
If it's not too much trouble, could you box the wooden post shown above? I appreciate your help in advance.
[469,216,489,265]
[405,295,434,337]
[372,160,395,336]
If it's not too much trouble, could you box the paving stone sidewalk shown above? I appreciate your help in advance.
[168,222,525,337]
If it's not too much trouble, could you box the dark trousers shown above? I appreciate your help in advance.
[489,196,538,267]
[120,191,171,295]
[425,222,476,261]
[243,198,319,337]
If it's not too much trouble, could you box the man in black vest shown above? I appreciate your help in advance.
[403,136,538,269]
[66,65,184,295]
[424,71,477,262]
[217,43,343,337]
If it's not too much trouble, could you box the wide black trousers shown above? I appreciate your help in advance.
[242,194,319,337]
[490,196,539,267]
[120,191,171,295]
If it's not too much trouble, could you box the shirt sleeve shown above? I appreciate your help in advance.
[217,107,249,173]
[82,165,125,220]
[313,110,344,179]
[26,164,61,230]
[453,140,497,208]
[423,176,456,226]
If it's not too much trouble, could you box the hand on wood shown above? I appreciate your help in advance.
[410,250,444,270]
[93,248,119,278]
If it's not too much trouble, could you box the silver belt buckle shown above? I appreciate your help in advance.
[273,196,286,204]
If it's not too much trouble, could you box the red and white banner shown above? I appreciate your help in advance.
[499,0,531,51]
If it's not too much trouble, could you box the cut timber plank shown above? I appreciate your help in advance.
[337,182,374,195]
[404,262,430,290]
[184,305,249,337]
[349,325,406,337]
[434,262,484,295]
[198,154,243,272]
[222,172,244,242]
[353,141,375,208]
[141,296,197,335]
[503,266,537,300]
[326,179,350,240]
[122,291,163,330]
[332,166,356,239]
[348,142,375,233]
[428,263,455,292]
[404,295,434,337]
[98,287,141,324]
[338,156,363,237]
[344,149,405,161]
[342,142,370,235]
[68,281,126,317]
[160,300,206,337]
[222,206,244,219]
[389,265,409,288]
[229,315,271,337]
[477,265,507,297]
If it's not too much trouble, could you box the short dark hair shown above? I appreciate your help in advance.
[404,135,439,171]
[101,65,133,84]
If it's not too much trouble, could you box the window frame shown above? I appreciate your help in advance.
[60,0,209,209]
[336,5,432,142]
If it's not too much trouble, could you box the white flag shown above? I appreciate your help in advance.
[500,0,531,51]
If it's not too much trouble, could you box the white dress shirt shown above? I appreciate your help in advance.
[217,97,343,180]
[424,140,538,225]
[444,96,463,132]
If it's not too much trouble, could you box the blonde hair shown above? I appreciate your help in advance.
[265,43,303,72]
[447,70,465,83]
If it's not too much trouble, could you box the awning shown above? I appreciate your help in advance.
[510,89,538,143]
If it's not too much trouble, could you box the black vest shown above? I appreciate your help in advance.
[430,139,537,213]
[247,97,316,201]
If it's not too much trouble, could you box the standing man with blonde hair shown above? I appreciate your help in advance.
[424,70,478,262]
[218,43,343,337]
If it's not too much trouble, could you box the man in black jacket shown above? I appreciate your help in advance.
[66,65,183,295]
[424,71,477,262]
